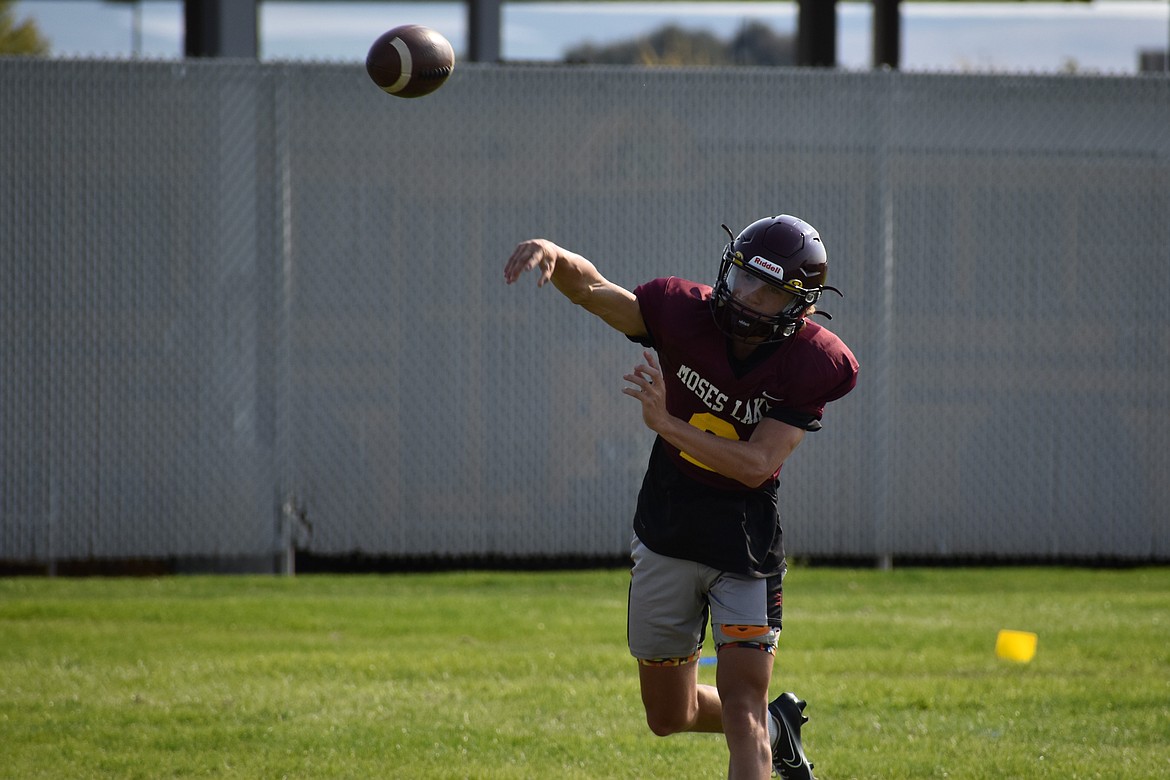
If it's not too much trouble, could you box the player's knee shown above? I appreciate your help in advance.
[643,700,695,737]
[719,697,764,732]
[645,709,687,737]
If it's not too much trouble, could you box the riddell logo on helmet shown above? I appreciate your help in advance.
[747,256,784,279]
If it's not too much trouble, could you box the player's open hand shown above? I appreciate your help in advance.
[623,350,668,431]
[504,239,561,287]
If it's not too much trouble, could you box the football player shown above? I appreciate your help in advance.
[504,215,858,780]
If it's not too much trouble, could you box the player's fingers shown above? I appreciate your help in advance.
[503,248,527,283]
[623,371,648,391]
[503,242,542,284]
[631,363,656,385]
[642,351,662,378]
[625,368,657,394]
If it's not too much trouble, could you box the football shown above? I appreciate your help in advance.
[366,25,455,98]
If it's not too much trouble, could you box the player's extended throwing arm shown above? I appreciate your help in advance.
[504,239,647,338]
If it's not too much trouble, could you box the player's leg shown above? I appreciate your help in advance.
[714,642,774,778]
[709,577,781,779]
[636,645,775,780]
[628,537,722,736]
[756,570,817,780]
[636,657,723,736]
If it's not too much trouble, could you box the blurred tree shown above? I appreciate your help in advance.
[0,0,50,55]
[565,22,795,67]
[729,20,796,66]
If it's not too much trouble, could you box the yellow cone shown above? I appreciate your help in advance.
[996,629,1038,663]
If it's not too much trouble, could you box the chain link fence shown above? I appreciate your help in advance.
[2,59,1168,570]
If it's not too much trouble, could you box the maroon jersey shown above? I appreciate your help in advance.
[629,276,858,575]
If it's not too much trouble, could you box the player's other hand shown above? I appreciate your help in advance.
[504,239,561,287]
[623,350,669,431]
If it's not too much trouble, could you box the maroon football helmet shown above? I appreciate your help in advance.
[711,215,840,342]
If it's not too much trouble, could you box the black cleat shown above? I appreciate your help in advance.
[768,692,816,780]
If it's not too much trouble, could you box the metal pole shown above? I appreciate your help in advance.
[873,0,900,70]
[798,0,837,68]
[468,0,502,62]
[132,1,142,58]
[276,74,296,577]
[875,76,895,570]
[184,0,257,58]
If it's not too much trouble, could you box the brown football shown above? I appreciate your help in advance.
[366,25,455,99]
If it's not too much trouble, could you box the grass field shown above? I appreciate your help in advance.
[2,567,1168,779]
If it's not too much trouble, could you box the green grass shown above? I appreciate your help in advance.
[1,568,1168,779]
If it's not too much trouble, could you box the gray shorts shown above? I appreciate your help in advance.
[627,535,783,663]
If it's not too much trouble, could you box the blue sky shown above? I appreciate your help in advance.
[12,1,1170,74]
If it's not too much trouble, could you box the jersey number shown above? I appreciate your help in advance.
[680,412,740,472]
